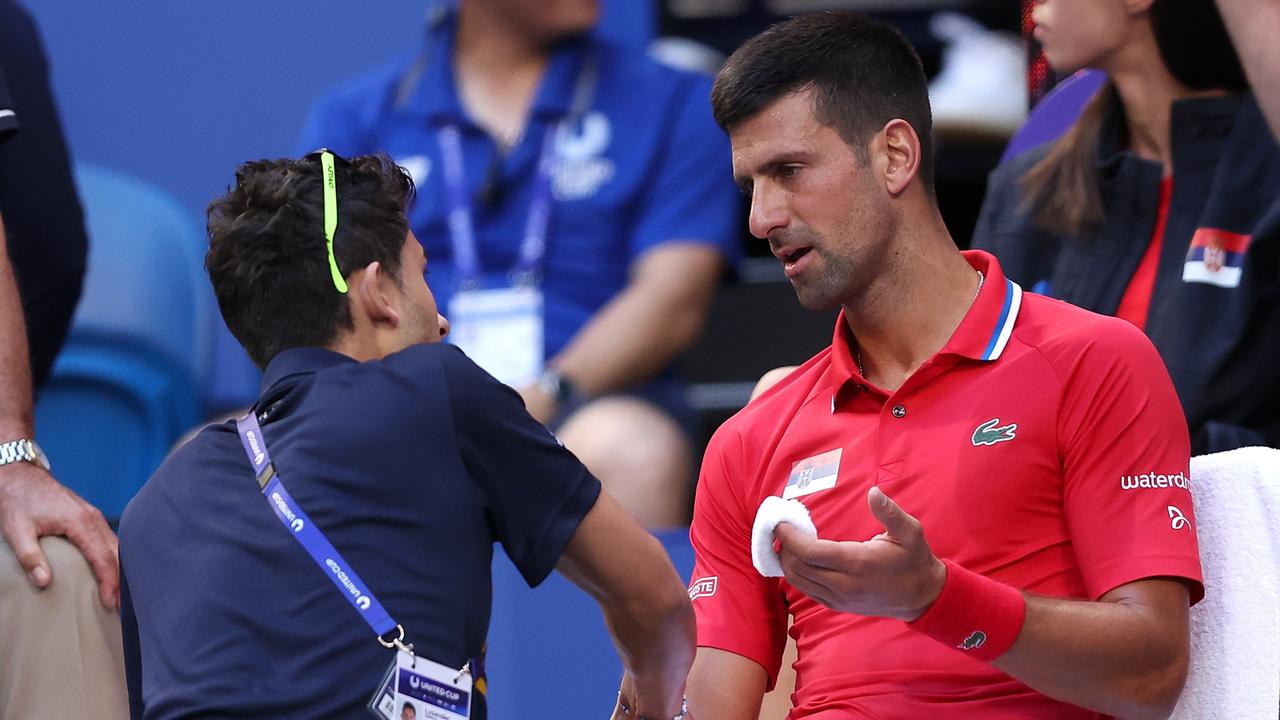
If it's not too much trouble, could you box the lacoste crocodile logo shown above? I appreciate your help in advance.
[958,631,987,650]
[972,418,1018,446]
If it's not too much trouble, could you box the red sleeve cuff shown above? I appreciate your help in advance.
[693,620,784,690]
[1084,555,1205,605]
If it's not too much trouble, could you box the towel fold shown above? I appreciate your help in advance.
[1170,447,1280,720]
[752,496,817,577]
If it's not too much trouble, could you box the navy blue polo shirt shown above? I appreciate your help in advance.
[297,19,740,365]
[118,343,601,719]
[0,67,16,141]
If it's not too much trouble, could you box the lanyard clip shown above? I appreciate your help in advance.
[377,624,414,657]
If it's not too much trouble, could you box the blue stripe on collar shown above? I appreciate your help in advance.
[980,280,1023,361]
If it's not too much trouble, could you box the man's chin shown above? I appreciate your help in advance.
[792,285,840,313]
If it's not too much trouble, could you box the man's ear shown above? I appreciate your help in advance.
[352,261,401,328]
[878,118,923,197]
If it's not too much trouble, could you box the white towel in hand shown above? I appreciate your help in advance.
[1170,447,1280,720]
[752,496,817,577]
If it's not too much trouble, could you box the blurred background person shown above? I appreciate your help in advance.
[298,0,741,528]
[0,1,127,716]
[1213,0,1280,140]
[973,0,1279,454]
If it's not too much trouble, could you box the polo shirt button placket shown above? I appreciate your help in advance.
[891,404,906,418]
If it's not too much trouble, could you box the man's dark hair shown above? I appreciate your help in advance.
[206,153,414,369]
[711,11,935,194]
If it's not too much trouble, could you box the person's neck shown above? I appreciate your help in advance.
[842,212,980,393]
[327,330,395,364]
[1106,28,1222,174]
[454,2,551,145]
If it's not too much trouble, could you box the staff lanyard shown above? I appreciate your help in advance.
[436,51,598,287]
[235,411,409,651]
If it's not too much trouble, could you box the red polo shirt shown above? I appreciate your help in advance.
[688,250,1202,719]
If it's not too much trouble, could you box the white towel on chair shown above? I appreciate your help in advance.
[1170,446,1280,719]
[752,496,817,577]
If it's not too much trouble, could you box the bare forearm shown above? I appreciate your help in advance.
[993,591,1189,720]
[1216,0,1280,140]
[686,647,768,720]
[555,285,699,393]
[554,244,721,394]
[605,577,697,714]
[0,216,35,439]
[558,493,695,715]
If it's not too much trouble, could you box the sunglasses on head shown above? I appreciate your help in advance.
[304,148,350,294]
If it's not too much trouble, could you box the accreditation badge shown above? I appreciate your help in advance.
[368,650,472,720]
[448,286,544,388]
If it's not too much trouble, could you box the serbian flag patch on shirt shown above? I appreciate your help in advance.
[783,448,842,500]
[1183,227,1251,288]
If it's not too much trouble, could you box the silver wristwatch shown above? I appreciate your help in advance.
[0,438,51,471]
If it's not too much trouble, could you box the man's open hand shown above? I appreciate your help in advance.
[0,462,119,609]
[774,486,945,621]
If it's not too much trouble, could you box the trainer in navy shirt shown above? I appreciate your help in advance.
[118,343,600,719]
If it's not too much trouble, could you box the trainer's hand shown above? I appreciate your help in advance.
[0,462,119,610]
[774,486,945,622]
[612,673,691,720]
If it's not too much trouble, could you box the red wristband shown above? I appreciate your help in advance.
[907,559,1027,662]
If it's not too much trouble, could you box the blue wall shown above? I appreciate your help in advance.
[25,0,425,223]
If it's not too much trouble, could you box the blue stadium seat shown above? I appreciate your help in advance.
[34,164,214,521]
[485,528,695,719]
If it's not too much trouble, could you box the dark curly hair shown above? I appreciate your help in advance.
[205,153,414,369]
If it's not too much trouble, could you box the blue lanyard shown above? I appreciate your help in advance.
[235,411,401,643]
[436,53,597,286]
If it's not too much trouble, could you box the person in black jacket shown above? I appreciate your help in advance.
[973,0,1279,454]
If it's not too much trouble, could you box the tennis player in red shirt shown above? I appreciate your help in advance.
[685,12,1202,720]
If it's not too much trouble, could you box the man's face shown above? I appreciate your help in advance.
[1031,0,1131,74]
[482,0,598,43]
[401,703,416,720]
[730,88,895,311]
[396,231,449,346]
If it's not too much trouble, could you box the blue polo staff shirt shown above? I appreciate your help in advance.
[119,343,601,719]
[297,20,740,367]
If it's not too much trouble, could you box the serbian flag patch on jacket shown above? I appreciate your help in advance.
[1183,227,1251,288]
